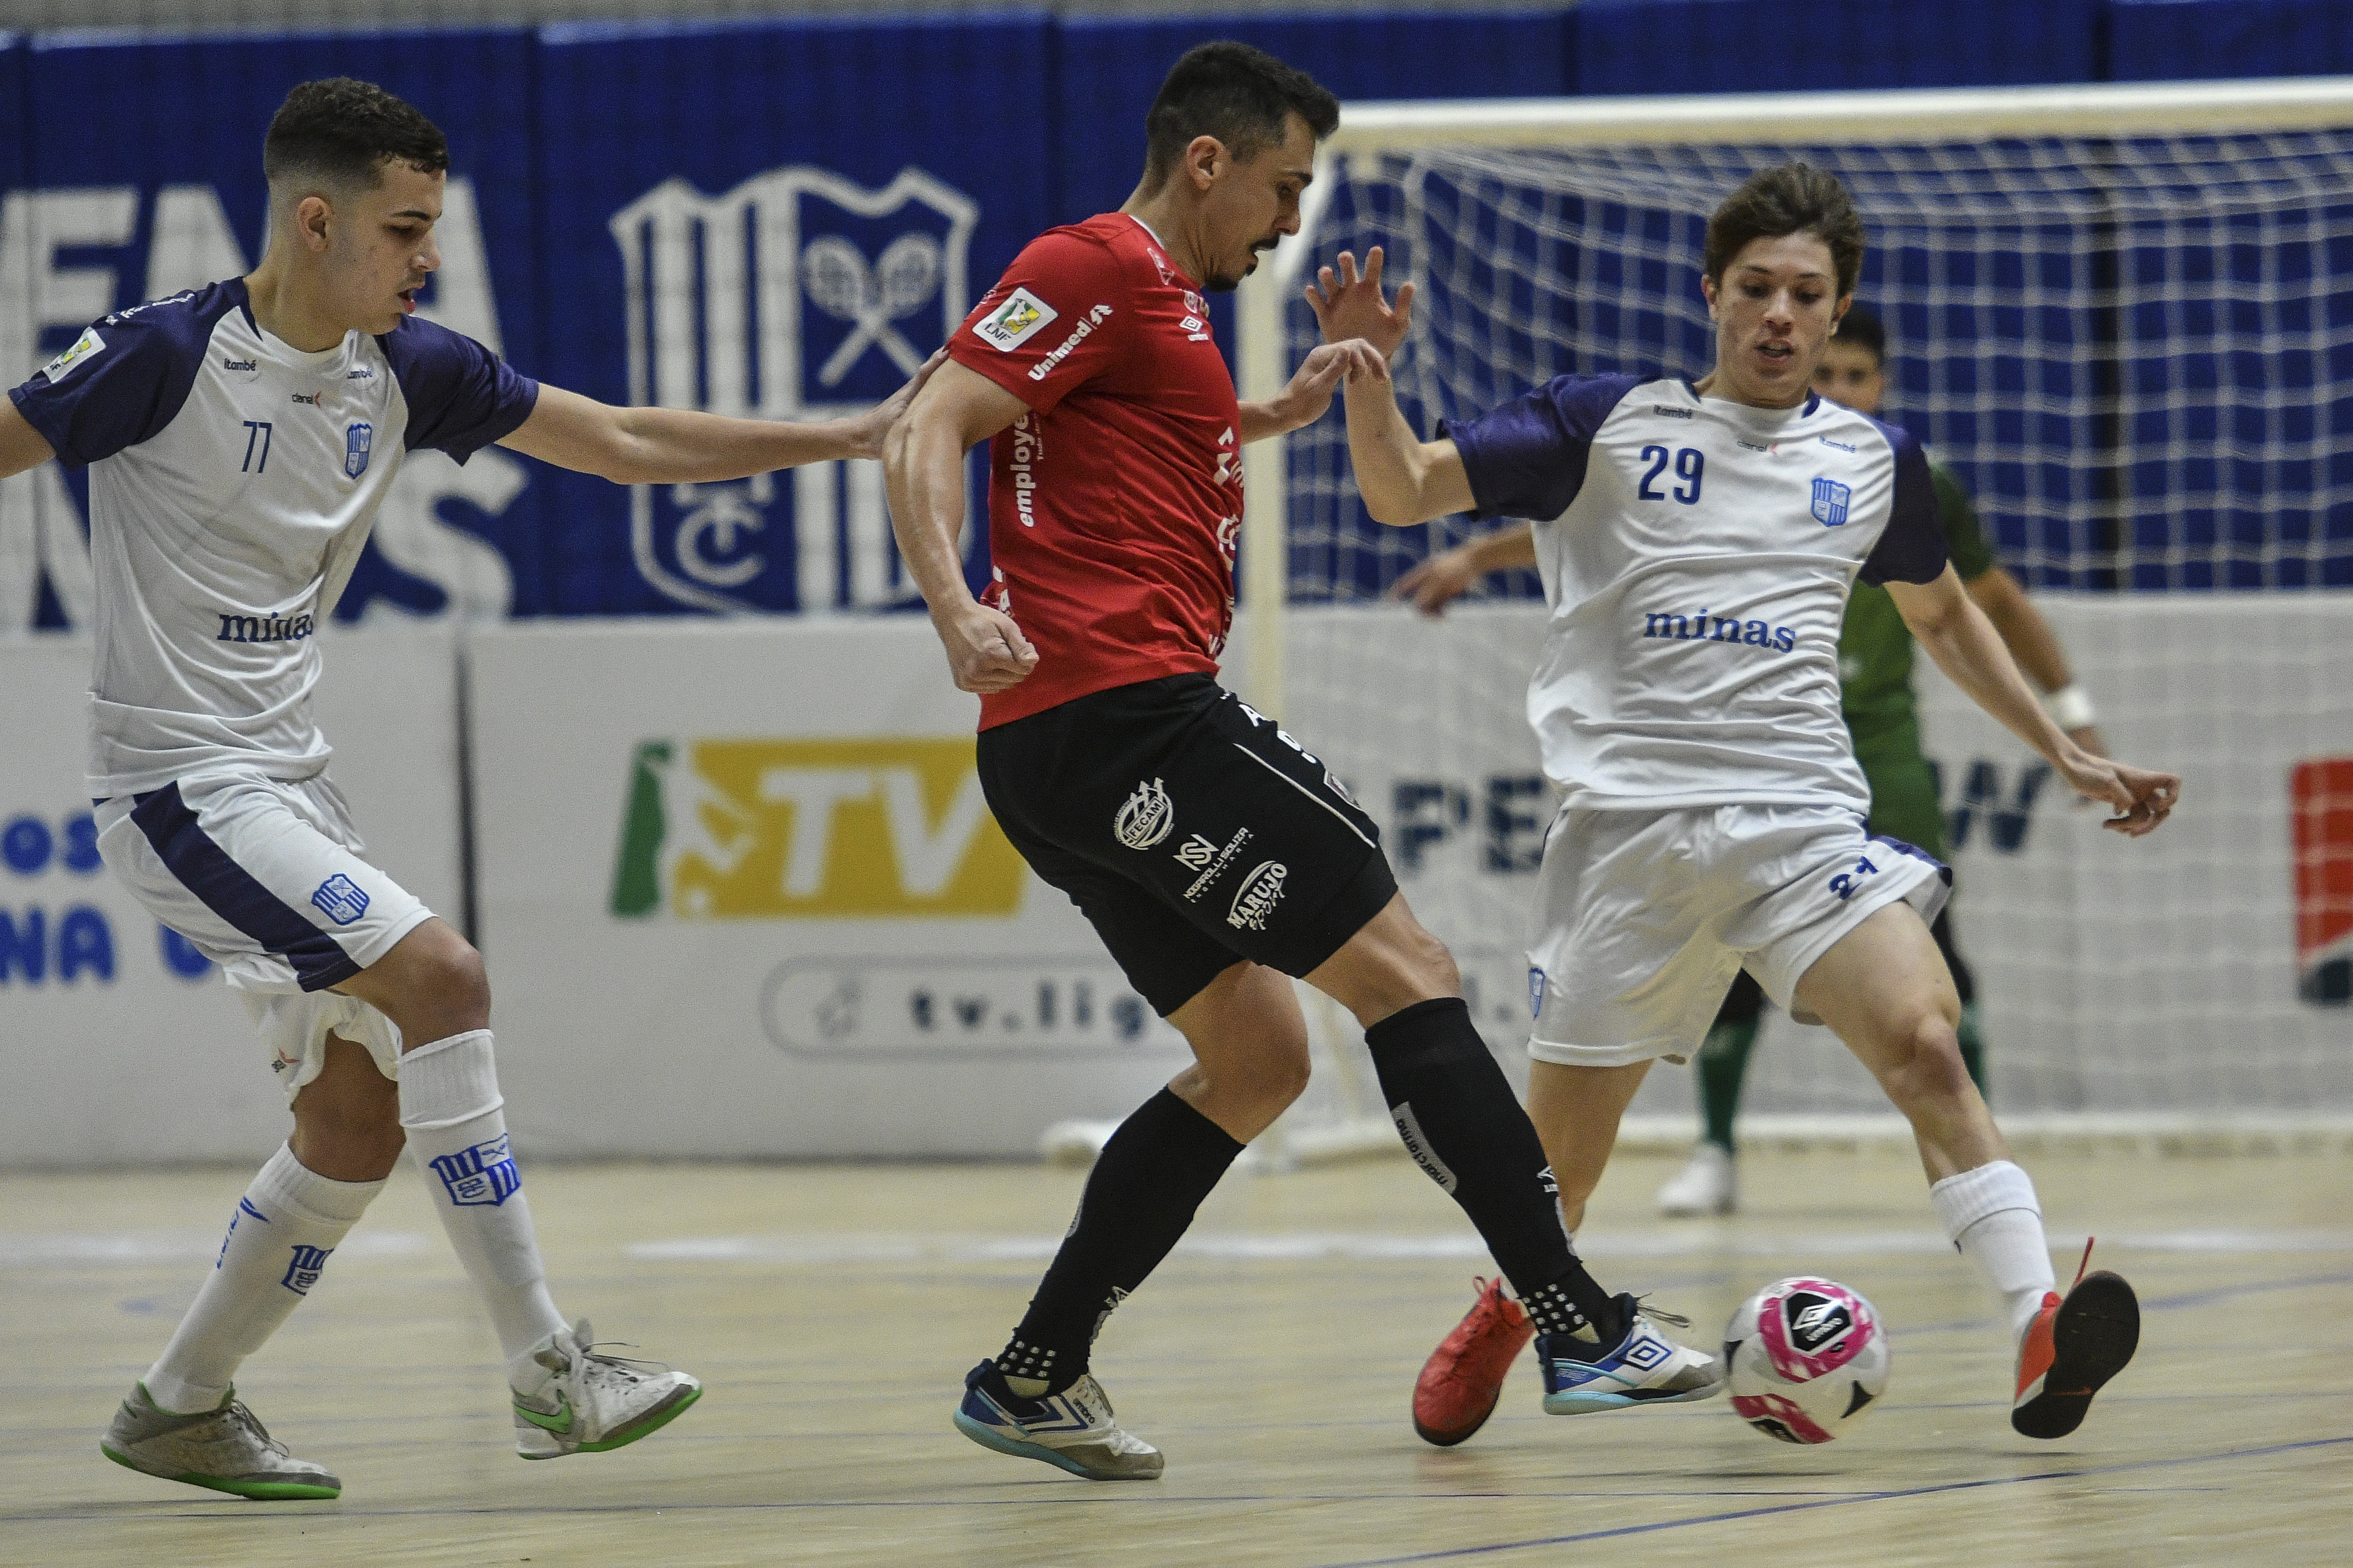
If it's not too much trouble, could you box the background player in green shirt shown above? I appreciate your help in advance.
[1392,303,2107,1217]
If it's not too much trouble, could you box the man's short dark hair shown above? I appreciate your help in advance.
[1833,301,1886,363]
[1703,161,1865,299]
[1143,42,1340,187]
[264,78,449,193]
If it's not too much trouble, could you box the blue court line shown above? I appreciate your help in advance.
[1303,1434,2353,1567]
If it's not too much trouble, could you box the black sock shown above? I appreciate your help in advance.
[996,1088,1244,1394]
[1365,997,1624,1346]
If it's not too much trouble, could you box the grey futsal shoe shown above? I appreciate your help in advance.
[511,1319,702,1459]
[100,1382,340,1500]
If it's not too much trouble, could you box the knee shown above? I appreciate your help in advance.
[1230,1027,1314,1111]
[402,939,491,1036]
[1882,1011,1973,1109]
[292,1087,405,1178]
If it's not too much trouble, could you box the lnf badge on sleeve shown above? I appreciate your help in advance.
[345,421,373,479]
[1811,476,1850,527]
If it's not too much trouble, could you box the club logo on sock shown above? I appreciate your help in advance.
[218,1196,269,1269]
[428,1135,522,1207]
[281,1243,333,1295]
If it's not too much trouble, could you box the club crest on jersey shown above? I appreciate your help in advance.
[1115,778,1174,850]
[429,1135,522,1207]
[607,164,977,614]
[1811,476,1851,527]
[344,421,373,478]
[281,1244,333,1295]
[311,874,370,925]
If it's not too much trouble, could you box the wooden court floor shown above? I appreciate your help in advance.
[4,1144,2348,1567]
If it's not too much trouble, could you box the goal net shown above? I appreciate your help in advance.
[1236,80,2353,1145]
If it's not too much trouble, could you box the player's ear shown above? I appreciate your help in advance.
[293,193,335,254]
[1700,272,1719,319]
[1185,135,1224,192]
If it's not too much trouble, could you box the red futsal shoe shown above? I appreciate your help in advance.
[2012,1240,2141,1440]
[1414,1277,1536,1446]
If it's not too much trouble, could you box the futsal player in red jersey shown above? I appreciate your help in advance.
[885,42,1723,1482]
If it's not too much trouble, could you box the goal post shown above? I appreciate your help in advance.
[1234,76,2353,1150]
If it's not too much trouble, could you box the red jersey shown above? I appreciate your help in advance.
[947,213,1243,729]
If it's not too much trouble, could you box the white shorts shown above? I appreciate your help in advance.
[1525,802,1950,1070]
[96,772,428,1097]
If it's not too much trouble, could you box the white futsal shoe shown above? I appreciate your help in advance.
[1656,1142,1738,1217]
[955,1361,1164,1480]
[511,1320,702,1459]
[101,1382,340,1500]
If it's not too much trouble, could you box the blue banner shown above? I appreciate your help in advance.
[528,14,1056,617]
[18,28,542,625]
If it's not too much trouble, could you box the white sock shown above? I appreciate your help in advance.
[398,1029,567,1385]
[1930,1159,2058,1342]
[145,1144,383,1414]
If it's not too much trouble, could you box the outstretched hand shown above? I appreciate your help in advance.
[1389,544,1480,618]
[1306,247,1414,360]
[852,347,950,460]
[2056,748,2181,837]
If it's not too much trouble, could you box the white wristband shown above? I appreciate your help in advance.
[2044,684,2097,731]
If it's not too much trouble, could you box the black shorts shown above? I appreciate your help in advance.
[978,674,1398,1017]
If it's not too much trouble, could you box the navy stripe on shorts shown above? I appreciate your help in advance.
[129,783,363,992]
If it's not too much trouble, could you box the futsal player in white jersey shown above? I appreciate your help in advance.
[1313,163,2180,1445]
[0,79,932,1500]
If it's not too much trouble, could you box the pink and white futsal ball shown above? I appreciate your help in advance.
[1723,1277,1890,1444]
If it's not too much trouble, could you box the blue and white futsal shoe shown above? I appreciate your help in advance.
[954,1361,1165,1480]
[1539,1294,1725,1415]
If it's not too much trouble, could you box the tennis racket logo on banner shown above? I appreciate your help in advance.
[607,166,979,617]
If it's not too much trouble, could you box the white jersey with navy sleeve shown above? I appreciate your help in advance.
[9,278,537,797]
[1446,375,1948,815]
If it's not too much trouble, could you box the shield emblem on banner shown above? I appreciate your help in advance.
[344,421,372,479]
[608,166,979,615]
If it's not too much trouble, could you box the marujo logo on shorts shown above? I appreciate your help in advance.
[1115,778,1174,850]
[1227,861,1287,930]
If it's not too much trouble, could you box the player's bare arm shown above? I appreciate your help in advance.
[500,349,941,483]
[1964,563,2106,754]
[1886,566,2177,835]
[0,399,56,480]
[1336,344,1474,524]
[1390,521,1538,616]
[882,357,1038,694]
